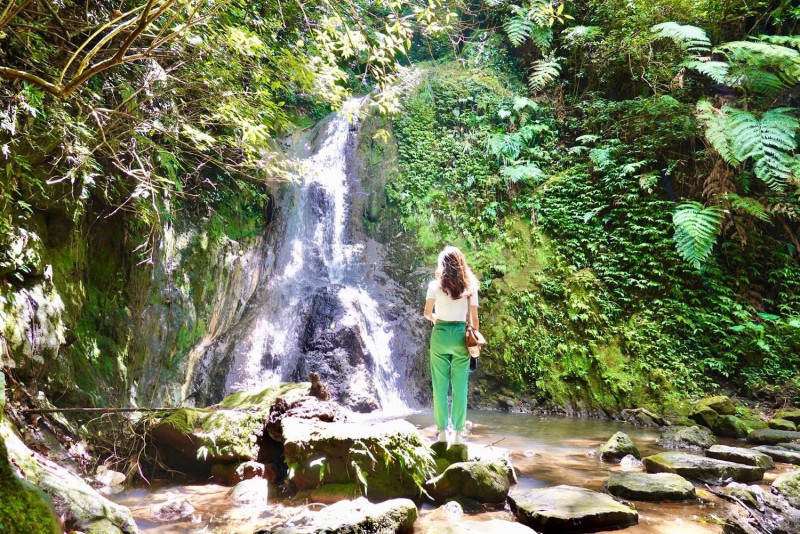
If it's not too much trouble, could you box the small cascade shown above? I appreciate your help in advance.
[187,98,422,413]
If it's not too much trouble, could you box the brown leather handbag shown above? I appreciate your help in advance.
[466,309,486,357]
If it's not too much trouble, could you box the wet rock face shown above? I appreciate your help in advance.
[424,461,511,504]
[291,286,379,412]
[723,482,800,534]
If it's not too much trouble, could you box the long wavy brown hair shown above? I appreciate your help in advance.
[437,246,478,300]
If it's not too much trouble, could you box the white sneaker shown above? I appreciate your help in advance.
[453,432,463,445]
[437,430,448,443]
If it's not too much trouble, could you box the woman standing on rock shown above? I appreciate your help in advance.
[423,246,479,445]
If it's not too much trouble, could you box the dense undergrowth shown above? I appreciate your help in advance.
[388,21,800,411]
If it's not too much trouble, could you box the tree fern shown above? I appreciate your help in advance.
[725,194,770,222]
[528,56,561,93]
[727,107,798,190]
[759,35,800,51]
[651,22,711,54]
[504,8,534,47]
[683,60,729,84]
[718,41,800,93]
[696,100,737,164]
[673,201,724,269]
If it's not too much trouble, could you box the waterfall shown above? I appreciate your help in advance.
[187,98,421,413]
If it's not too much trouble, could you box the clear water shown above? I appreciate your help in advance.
[110,410,752,533]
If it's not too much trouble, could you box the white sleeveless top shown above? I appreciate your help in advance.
[426,280,479,322]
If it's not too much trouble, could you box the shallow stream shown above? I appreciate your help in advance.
[105,409,800,533]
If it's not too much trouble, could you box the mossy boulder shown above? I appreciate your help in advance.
[643,451,765,484]
[0,422,137,533]
[689,405,720,429]
[772,470,800,508]
[705,445,774,469]
[656,426,715,450]
[148,382,309,470]
[712,415,749,438]
[282,417,434,501]
[0,436,61,534]
[605,472,695,501]
[774,409,800,425]
[431,442,469,464]
[777,442,800,451]
[746,428,800,445]
[769,418,797,431]
[508,485,638,533]
[424,461,510,504]
[598,431,640,463]
[695,396,736,415]
[307,483,363,504]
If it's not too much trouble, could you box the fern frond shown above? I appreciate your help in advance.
[528,56,561,93]
[561,25,602,46]
[529,25,553,50]
[696,100,737,165]
[724,194,770,222]
[758,35,800,51]
[504,10,533,47]
[651,22,711,54]
[727,107,798,190]
[718,41,800,92]
[673,201,724,269]
[500,163,544,184]
[682,60,730,84]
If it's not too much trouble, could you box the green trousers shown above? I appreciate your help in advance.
[430,321,470,432]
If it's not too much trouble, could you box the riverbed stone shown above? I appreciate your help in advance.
[753,445,800,464]
[772,470,800,508]
[746,428,800,445]
[278,497,417,534]
[282,417,434,501]
[705,445,774,469]
[656,425,716,450]
[508,485,638,533]
[151,498,194,521]
[723,482,800,534]
[605,472,695,501]
[619,408,669,426]
[696,396,736,415]
[774,409,800,424]
[643,451,765,483]
[468,445,518,485]
[777,442,800,451]
[769,418,797,431]
[424,461,510,504]
[598,432,640,463]
[424,519,538,534]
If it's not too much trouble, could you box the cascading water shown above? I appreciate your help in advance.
[186,98,423,413]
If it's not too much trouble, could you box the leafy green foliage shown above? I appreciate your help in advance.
[727,108,798,190]
[651,22,711,54]
[528,56,562,93]
[673,202,724,269]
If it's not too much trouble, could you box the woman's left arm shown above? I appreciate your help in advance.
[424,299,437,324]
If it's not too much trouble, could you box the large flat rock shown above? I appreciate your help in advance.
[705,445,774,469]
[656,426,715,450]
[276,497,417,533]
[605,472,695,501]
[508,485,638,533]
[753,445,800,464]
[424,461,510,504]
[746,428,800,445]
[643,452,765,484]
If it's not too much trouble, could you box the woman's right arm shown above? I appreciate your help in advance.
[424,299,437,324]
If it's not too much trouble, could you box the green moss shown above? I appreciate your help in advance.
[0,437,61,534]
